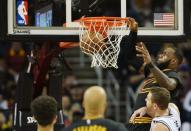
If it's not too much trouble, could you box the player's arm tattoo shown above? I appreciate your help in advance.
[149,63,177,90]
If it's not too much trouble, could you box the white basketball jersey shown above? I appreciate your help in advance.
[150,107,181,131]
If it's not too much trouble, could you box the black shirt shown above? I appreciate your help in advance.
[118,31,143,71]
[63,118,127,131]
[134,69,183,111]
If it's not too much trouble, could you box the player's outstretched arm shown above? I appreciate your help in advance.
[136,42,177,91]
[129,106,147,123]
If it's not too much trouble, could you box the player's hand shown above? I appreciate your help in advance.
[136,42,152,65]
[129,106,147,123]
[128,18,138,32]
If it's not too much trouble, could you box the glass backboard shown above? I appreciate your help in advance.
[6,0,185,40]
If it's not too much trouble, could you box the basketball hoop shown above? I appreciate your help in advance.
[79,16,129,68]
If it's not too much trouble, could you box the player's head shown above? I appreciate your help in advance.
[83,86,107,117]
[145,87,170,117]
[157,46,183,70]
[31,96,57,127]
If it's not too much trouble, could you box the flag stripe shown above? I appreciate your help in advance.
[154,22,174,23]
[154,13,174,27]
[154,21,174,22]
[155,24,174,25]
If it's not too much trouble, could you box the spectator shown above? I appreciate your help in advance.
[70,103,83,122]
[62,95,71,127]
[6,42,26,82]
[0,58,15,99]
[0,112,6,128]
[62,74,77,96]
[0,94,8,110]
[178,63,191,130]
[70,83,84,104]
[62,95,71,117]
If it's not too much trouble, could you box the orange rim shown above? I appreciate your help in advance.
[59,42,79,48]
[79,16,129,36]
[80,17,129,22]
[80,16,129,27]
[60,17,128,48]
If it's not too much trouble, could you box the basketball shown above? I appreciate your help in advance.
[80,32,107,55]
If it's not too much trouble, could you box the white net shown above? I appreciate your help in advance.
[79,18,129,68]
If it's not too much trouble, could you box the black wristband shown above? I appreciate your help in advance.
[146,62,155,69]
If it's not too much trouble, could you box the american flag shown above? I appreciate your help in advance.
[154,13,174,27]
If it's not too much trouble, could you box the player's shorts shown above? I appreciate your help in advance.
[126,116,152,131]
[126,123,151,131]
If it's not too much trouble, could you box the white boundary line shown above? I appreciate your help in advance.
[7,0,184,36]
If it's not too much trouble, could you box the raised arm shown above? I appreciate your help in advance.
[136,42,177,91]
[148,65,177,90]
[117,18,143,71]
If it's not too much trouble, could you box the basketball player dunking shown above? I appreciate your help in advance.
[118,19,183,131]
